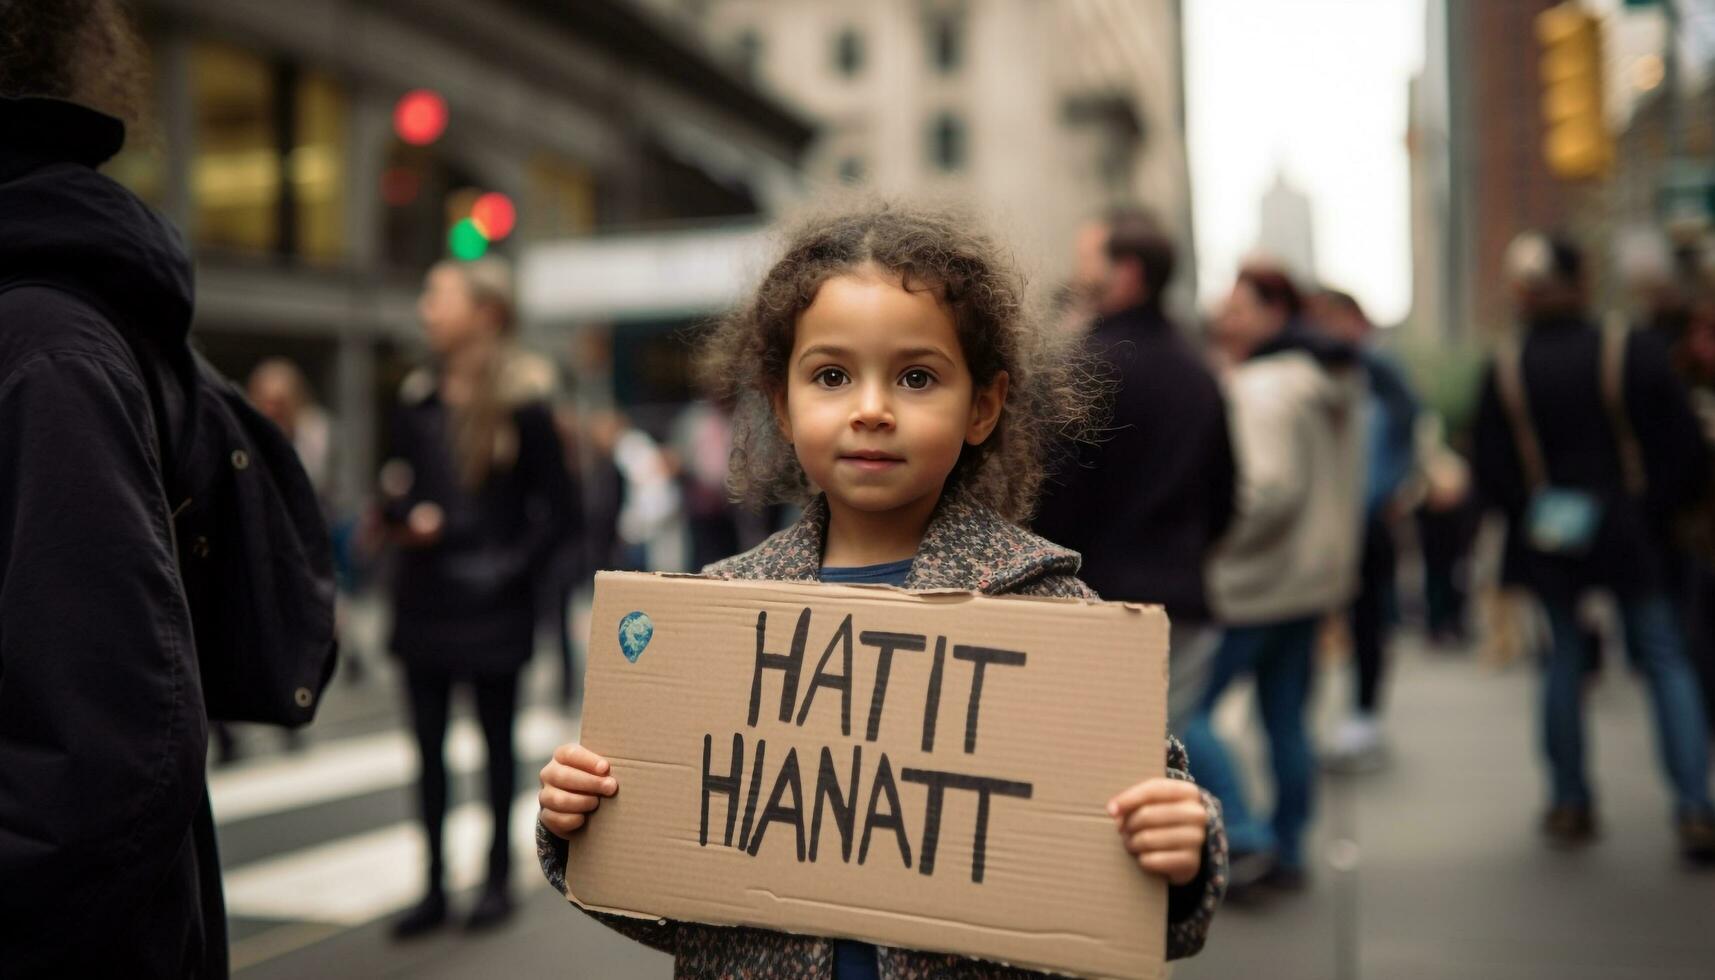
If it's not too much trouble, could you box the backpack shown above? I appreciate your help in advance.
[167,354,338,726]
[2,279,338,726]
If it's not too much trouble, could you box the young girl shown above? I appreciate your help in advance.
[538,204,1226,976]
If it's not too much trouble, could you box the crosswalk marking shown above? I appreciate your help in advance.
[210,708,576,826]
[223,789,547,926]
[216,700,582,937]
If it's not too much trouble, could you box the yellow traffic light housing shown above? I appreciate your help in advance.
[1536,3,1612,180]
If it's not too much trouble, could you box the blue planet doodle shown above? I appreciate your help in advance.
[618,611,653,662]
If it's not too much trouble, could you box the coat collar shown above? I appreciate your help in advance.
[0,97,125,182]
[708,490,1083,594]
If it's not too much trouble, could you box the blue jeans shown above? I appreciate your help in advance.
[1541,594,1712,814]
[1181,617,1318,870]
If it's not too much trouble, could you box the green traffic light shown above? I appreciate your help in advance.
[449,217,489,260]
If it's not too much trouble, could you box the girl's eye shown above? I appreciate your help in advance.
[900,369,935,390]
[813,368,849,388]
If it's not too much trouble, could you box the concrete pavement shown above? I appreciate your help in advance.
[228,627,1715,979]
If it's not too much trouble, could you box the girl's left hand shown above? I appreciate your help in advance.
[1107,777,1207,886]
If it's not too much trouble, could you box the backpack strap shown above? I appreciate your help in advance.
[1495,331,1549,492]
[1600,314,1647,498]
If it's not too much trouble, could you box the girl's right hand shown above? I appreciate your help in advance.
[538,743,617,840]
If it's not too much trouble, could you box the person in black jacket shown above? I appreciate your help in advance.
[1033,207,1237,731]
[0,3,294,975]
[383,257,578,935]
[1473,233,1715,861]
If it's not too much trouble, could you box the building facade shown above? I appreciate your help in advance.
[668,0,1197,309]
[111,0,810,510]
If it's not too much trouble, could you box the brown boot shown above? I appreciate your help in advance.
[1679,809,1715,865]
[1542,804,1597,849]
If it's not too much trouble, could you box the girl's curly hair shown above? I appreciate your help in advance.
[698,200,1100,524]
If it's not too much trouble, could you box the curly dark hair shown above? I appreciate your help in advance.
[0,0,150,132]
[699,200,1099,523]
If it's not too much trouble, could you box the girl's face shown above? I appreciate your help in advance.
[774,266,1007,522]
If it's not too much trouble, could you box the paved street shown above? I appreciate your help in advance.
[225,609,1715,979]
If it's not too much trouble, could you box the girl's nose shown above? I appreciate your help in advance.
[850,381,894,430]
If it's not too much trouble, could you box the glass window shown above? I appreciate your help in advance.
[191,40,279,254]
[930,113,965,172]
[929,14,962,73]
[527,153,598,239]
[293,70,348,265]
[833,27,864,77]
[190,40,349,263]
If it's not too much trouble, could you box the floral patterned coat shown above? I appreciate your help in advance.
[538,491,1228,978]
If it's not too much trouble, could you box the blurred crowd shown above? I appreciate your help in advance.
[237,202,1715,930]
[194,200,1715,930]
[1035,208,1715,902]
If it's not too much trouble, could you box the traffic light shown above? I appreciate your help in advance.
[1536,3,1612,180]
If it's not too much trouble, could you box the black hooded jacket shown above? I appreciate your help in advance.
[1474,312,1711,600]
[1032,305,1237,621]
[0,97,224,977]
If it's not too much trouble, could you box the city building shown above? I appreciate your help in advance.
[110,0,811,510]
[1409,0,1715,345]
[665,0,1198,312]
[1405,0,1462,348]
[1254,170,1317,283]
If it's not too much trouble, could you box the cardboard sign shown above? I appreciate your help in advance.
[567,571,1170,980]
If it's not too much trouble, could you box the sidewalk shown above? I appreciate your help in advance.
[238,630,1715,979]
[1177,634,1715,980]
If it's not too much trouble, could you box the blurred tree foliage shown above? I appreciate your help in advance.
[1393,336,1489,445]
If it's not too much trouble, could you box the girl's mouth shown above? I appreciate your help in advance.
[839,451,905,471]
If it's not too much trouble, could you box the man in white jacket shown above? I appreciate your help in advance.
[1183,265,1368,893]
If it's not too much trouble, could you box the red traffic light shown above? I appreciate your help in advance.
[471,192,517,240]
[393,90,448,146]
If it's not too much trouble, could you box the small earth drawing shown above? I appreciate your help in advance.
[618,611,653,662]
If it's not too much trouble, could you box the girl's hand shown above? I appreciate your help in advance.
[1107,777,1207,886]
[538,743,617,840]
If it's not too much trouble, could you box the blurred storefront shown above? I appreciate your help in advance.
[109,0,811,510]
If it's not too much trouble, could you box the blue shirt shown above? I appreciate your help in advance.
[820,557,914,587]
[817,557,913,980]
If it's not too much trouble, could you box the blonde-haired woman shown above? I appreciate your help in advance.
[383,258,578,936]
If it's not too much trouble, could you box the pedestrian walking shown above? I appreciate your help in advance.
[1186,265,1368,895]
[384,257,579,936]
[1035,207,1237,733]
[1415,417,1479,648]
[1668,288,1715,733]
[1472,232,1715,861]
[537,202,1228,975]
[1309,288,1420,772]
